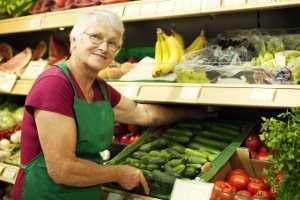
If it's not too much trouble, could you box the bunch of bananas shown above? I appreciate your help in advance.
[152,28,207,77]
[152,28,184,77]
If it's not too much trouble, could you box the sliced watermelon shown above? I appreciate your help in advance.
[0,43,13,62]
[49,35,69,58]
[32,40,47,60]
[0,48,32,73]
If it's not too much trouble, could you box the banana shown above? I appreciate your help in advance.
[171,29,184,49]
[185,30,206,54]
[152,29,169,77]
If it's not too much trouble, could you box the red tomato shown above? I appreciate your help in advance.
[227,169,247,180]
[252,190,272,200]
[228,174,250,190]
[258,176,270,190]
[258,146,269,154]
[275,171,284,183]
[214,181,236,193]
[250,150,258,159]
[257,151,269,161]
[120,135,130,144]
[245,135,262,151]
[247,178,268,194]
[55,0,65,7]
[233,190,252,200]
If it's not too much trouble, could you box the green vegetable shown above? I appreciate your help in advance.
[197,130,235,142]
[175,122,203,130]
[145,156,167,165]
[185,148,208,159]
[194,136,228,149]
[188,142,221,154]
[139,138,168,151]
[146,164,159,171]
[165,148,185,159]
[132,151,148,159]
[183,167,198,178]
[186,155,207,164]
[261,108,300,200]
[162,134,190,144]
[168,159,184,167]
[168,141,186,153]
[205,125,240,136]
[165,128,193,137]
[152,170,176,183]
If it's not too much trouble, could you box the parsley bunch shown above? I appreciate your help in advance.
[261,108,300,200]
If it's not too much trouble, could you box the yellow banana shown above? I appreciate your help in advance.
[154,30,162,66]
[152,29,169,77]
[171,29,184,49]
[185,30,206,54]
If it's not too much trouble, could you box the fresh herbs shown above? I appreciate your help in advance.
[261,108,300,200]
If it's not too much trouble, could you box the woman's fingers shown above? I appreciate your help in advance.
[139,171,150,194]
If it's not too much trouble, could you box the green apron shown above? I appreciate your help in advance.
[21,62,114,200]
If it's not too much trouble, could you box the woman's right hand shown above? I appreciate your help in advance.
[115,165,150,194]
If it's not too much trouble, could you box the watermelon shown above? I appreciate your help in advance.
[0,43,13,62]
[49,35,69,58]
[32,40,47,60]
[0,48,32,73]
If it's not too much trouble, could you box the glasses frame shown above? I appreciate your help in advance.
[83,32,121,52]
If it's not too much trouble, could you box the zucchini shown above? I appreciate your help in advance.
[173,164,186,175]
[149,150,161,157]
[183,166,198,178]
[132,151,148,159]
[168,141,186,153]
[188,142,221,154]
[165,128,193,137]
[197,130,235,142]
[194,136,228,149]
[146,156,167,165]
[152,170,176,183]
[168,159,184,167]
[139,138,168,151]
[162,134,190,144]
[165,148,185,159]
[186,155,207,164]
[185,148,208,159]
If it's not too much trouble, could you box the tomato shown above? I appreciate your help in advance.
[258,146,269,154]
[258,176,270,190]
[233,190,252,200]
[250,150,258,159]
[227,169,247,180]
[247,178,268,194]
[275,171,284,183]
[228,174,250,190]
[55,0,66,7]
[245,135,262,151]
[214,181,236,192]
[120,135,130,144]
[252,190,272,200]
[257,151,269,161]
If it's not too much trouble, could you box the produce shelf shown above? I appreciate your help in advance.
[5,80,300,108]
[0,0,299,35]
[0,162,19,184]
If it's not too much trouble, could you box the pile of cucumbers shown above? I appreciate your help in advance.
[119,120,243,182]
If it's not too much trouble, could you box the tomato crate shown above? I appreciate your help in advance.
[105,120,256,199]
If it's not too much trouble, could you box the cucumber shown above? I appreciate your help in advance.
[146,164,159,171]
[149,150,161,157]
[188,142,221,154]
[168,141,186,153]
[142,170,153,179]
[186,155,207,164]
[125,158,141,167]
[198,130,235,142]
[185,148,208,159]
[173,164,186,175]
[165,164,181,177]
[165,128,193,137]
[186,164,202,168]
[146,156,167,165]
[162,134,190,144]
[183,166,198,178]
[194,136,228,149]
[165,148,185,159]
[152,170,176,183]
[168,159,184,167]
[207,126,240,136]
[139,138,168,151]
[176,122,203,130]
[160,150,172,160]
[132,151,148,159]
[208,154,219,162]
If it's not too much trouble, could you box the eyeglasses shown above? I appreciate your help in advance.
[83,32,120,52]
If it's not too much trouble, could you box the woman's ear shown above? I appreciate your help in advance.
[69,37,77,54]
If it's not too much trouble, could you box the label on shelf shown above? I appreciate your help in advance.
[30,17,42,29]
[123,85,140,98]
[21,60,48,80]
[124,3,141,18]
[140,2,157,16]
[179,87,201,101]
[275,53,286,67]
[106,192,125,200]
[171,179,214,200]
[157,0,175,13]
[223,0,246,7]
[183,0,202,11]
[250,88,276,101]
[0,72,17,93]
[201,0,221,10]
[2,167,16,181]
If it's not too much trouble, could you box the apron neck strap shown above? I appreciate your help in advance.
[96,80,109,101]
[56,61,78,97]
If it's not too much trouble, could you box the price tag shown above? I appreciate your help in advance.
[0,72,17,93]
[21,60,48,80]
[157,0,175,13]
[171,179,214,200]
[183,0,202,11]
[124,4,141,17]
[275,53,286,68]
[123,86,140,98]
[179,87,200,101]
[30,17,41,28]
[2,167,16,180]
[250,88,276,102]
[110,6,124,17]
[201,0,221,10]
[106,192,124,200]
[223,0,246,7]
[140,2,157,16]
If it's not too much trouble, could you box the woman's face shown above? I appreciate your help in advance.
[73,20,122,71]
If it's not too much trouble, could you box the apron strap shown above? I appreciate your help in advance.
[96,80,109,102]
[56,62,78,97]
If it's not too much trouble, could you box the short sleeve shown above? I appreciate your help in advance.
[102,81,121,107]
[25,75,75,117]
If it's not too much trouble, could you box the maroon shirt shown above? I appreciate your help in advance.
[12,67,121,200]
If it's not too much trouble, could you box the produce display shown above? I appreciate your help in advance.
[108,120,250,182]
[210,168,273,200]
[0,0,34,19]
[243,134,270,161]
[112,123,142,145]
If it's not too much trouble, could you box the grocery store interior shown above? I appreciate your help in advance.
[0,0,300,200]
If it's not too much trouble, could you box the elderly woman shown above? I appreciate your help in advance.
[12,10,214,200]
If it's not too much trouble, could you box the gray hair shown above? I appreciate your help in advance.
[70,10,124,40]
